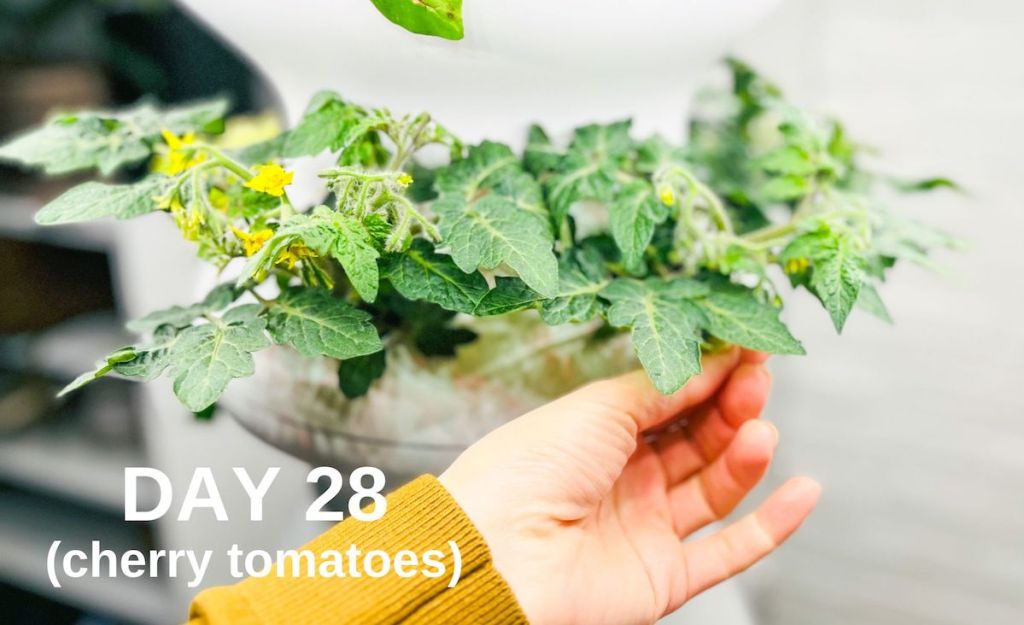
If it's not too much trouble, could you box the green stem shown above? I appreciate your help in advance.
[197,143,253,181]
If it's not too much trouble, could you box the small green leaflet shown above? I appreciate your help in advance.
[602,278,709,394]
[35,176,172,225]
[381,239,489,313]
[240,207,382,302]
[113,325,181,381]
[697,290,805,355]
[855,283,893,323]
[523,125,562,175]
[543,121,634,227]
[168,312,271,412]
[127,283,240,333]
[474,277,543,316]
[369,0,464,40]
[609,180,669,273]
[58,347,138,397]
[265,288,382,360]
[539,249,609,325]
[782,228,866,332]
[338,350,387,399]
[0,99,227,176]
[283,92,383,159]
[433,142,558,296]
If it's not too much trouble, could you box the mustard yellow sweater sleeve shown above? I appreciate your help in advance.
[188,475,528,625]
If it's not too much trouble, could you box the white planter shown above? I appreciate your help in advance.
[220,313,638,480]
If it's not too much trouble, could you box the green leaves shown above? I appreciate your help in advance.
[338,350,387,399]
[601,278,804,393]
[697,290,805,355]
[168,311,271,411]
[433,142,558,296]
[609,180,669,272]
[782,228,867,332]
[266,288,382,360]
[239,206,383,302]
[381,239,489,313]
[539,121,633,226]
[283,92,383,160]
[127,283,239,333]
[35,176,172,225]
[16,58,957,412]
[0,99,227,176]
[539,249,609,325]
[369,0,464,40]
[603,278,709,394]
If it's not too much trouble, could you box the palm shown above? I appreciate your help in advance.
[442,348,820,625]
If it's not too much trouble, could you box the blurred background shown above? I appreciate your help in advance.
[0,1,1020,624]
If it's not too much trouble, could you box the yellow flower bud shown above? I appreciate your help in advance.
[658,185,675,206]
[244,164,294,198]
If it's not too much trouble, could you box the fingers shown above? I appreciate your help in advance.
[653,363,773,484]
[572,347,743,434]
[667,419,777,537]
[740,349,770,364]
[675,477,821,604]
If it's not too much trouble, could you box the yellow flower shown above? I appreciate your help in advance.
[173,203,204,241]
[232,226,274,256]
[276,244,315,269]
[784,257,810,275]
[244,164,294,197]
[658,185,675,206]
[153,129,206,175]
[397,173,414,187]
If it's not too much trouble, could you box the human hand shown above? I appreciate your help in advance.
[439,346,820,625]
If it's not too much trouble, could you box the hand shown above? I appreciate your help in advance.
[440,347,820,625]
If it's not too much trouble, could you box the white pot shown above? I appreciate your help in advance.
[220,313,637,479]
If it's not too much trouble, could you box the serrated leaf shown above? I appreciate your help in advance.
[544,120,634,226]
[602,278,709,394]
[523,124,562,175]
[761,174,811,202]
[855,283,893,323]
[434,142,558,296]
[369,0,463,40]
[811,237,865,332]
[782,228,867,332]
[474,277,543,316]
[0,98,227,176]
[35,176,172,225]
[609,180,669,272]
[338,350,388,399]
[58,347,138,397]
[283,92,382,159]
[539,249,609,325]
[127,283,239,333]
[240,207,382,302]
[755,145,818,176]
[265,288,382,360]
[697,289,805,354]
[381,239,488,313]
[113,325,180,381]
[168,314,271,411]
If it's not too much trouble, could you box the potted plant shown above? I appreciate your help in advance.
[0,48,957,482]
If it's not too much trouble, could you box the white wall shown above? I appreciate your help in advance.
[731,2,1024,623]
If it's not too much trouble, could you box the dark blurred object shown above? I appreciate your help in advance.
[0,580,83,625]
[0,238,114,333]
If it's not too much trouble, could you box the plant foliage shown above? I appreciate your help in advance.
[0,61,958,410]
